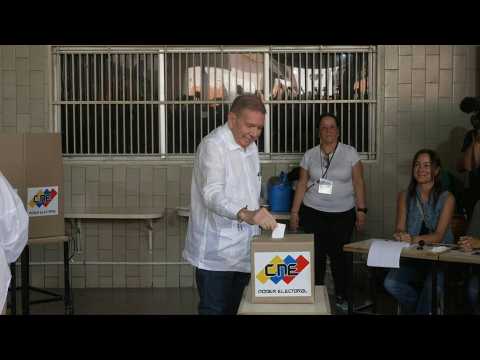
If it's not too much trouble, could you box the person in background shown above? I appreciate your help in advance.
[384,149,455,315]
[289,112,367,313]
[457,126,480,220]
[0,171,29,315]
[183,94,277,315]
[458,200,480,314]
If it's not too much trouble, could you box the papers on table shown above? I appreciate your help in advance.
[430,246,450,254]
[367,239,411,268]
[271,223,286,239]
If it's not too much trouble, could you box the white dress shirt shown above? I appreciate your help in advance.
[0,172,29,313]
[183,123,261,273]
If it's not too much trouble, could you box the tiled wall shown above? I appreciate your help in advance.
[61,163,194,288]
[0,45,50,133]
[1,45,478,289]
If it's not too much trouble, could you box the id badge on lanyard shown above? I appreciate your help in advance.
[317,144,337,195]
[318,178,333,194]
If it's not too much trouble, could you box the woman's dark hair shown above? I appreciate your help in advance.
[318,112,340,129]
[407,149,443,206]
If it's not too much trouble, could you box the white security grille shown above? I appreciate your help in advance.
[53,46,377,160]
[163,49,266,154]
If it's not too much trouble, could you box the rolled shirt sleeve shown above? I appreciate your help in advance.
[197,140,246,220]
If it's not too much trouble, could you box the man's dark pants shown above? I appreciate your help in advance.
[195,268,250,315]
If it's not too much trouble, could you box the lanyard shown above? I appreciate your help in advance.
[319,142,338,179]
[415,194,432,232]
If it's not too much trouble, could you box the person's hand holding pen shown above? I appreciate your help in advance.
[459,236,475,252]
[393,231,413,243]
[237,206,277,230]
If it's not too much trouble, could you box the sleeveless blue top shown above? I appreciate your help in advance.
[406,188,454,244]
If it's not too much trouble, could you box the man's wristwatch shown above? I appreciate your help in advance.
[357,208,368,214]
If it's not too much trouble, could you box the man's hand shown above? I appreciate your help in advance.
[238,207,277,230]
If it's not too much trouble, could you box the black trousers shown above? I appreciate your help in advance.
[299,204,356,298]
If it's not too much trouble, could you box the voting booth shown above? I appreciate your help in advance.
[0,133,65,238]
[251,231,315,304]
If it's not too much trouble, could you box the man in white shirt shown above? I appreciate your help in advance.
[0,172,29,315]
[183,94,277,315]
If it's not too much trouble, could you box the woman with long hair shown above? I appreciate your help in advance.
[384,149,455,314]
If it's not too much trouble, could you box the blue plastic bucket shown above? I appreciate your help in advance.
[268,173,293,212]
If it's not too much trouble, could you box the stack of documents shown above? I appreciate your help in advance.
[367,239,411,268]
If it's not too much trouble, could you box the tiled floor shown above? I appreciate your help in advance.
[8,286,396,315]
[11,288,200,315]
[8,287,361,315]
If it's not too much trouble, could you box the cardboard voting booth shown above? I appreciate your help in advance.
[251,231,314,304]
[0,133,64,239]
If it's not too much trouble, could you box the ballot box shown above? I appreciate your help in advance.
[239,285,331,315]
[251,231,314,304]
[0,133,64,239]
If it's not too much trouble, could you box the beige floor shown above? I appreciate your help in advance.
[6,287,386,315]
[10,288,200,315]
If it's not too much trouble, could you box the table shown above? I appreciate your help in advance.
[343,239,441,315]
[438,250,480,265]
[9,235,73,315]
[176,206,291,221]
[438,249,480,314]
[237,285,331,315]
[65,208,165,253]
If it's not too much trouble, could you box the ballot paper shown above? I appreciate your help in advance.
[367,239,411,268]
[271,223,286,239]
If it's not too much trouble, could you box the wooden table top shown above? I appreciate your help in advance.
[343,239,440,261]
[438,250,480,265]
[28,235,69,245]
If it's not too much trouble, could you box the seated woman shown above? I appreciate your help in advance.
[458,201,480,313]
[383,149,455,315]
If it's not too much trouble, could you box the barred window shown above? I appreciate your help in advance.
[53,46,377,160]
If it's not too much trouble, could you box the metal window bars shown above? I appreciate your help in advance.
[53,46,377,160]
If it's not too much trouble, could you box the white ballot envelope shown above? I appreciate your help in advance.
[367,239,411,268]
[271,223,286,239]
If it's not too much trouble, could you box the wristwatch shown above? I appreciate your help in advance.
[357,208,368,214]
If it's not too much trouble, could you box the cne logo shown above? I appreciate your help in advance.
[256,255,309,285]
[28,188,58,209]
